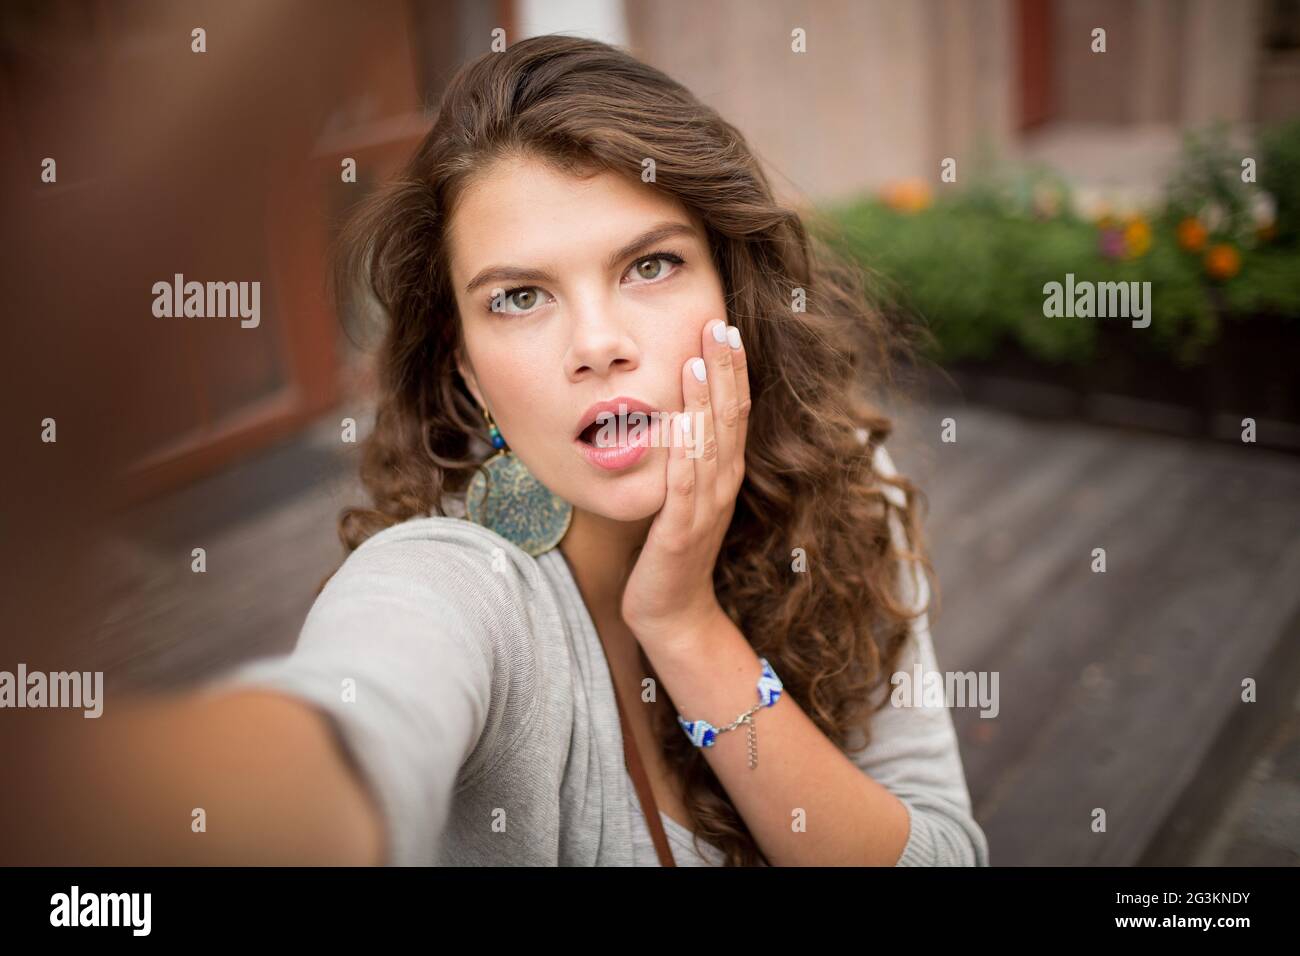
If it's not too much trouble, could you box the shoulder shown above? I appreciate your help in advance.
[305,515,567,783]
[304,514,568,706]
[325,513,556,617]
[857,431,928,613]
[344,512,538,578]
[848,438,989,864]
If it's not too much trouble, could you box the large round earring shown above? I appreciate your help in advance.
[464,404,573,557]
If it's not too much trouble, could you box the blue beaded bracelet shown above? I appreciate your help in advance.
[676,657,783,769]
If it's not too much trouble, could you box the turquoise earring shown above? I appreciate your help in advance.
[465,404,573,557]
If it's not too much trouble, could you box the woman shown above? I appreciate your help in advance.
[56,34,987,867]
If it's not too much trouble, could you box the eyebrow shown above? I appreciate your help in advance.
[463,221,700,295]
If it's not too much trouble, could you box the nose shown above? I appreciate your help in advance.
[564,299,640,381]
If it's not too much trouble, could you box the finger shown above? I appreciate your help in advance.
[656,409,695,542]
[683,353,718,527]
[704,318,739,476]
[725,322,751,484]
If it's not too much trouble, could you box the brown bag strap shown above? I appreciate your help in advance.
[609,677,677,867]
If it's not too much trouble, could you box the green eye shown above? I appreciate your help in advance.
[488,287,545,315]
[628,251,685,283]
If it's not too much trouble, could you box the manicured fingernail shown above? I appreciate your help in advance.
[726,325,741,349]
[711,320,728,343]
[690,357,707,382]
[680,412,691,434]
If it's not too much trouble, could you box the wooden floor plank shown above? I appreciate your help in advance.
[901,413,1123,655]
[956,446,1219,810]
[972,451,1300,864]
[939,434,1195,673]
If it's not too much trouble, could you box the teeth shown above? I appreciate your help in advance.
[579,409,651,447]
[582,414,629,447]
[595,418,619,447]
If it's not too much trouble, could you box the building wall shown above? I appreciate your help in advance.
[624,0,1016,206]
[1053,0,1268,127]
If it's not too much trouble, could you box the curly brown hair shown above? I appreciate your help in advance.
[325,33,936,866]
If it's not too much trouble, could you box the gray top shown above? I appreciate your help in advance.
[200,445,989,866]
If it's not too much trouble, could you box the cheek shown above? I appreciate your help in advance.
[472,358,572,486]
[666,298,726,374]
[481,367,544,442]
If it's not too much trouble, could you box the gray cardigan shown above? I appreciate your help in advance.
[202,448,989,866]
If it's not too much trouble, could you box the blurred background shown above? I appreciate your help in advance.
[1,0,1297,866]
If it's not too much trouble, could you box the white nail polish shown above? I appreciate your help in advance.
[726,325,741,349]
[711,320,728,343]
[680,412,691,434]
[690,357,707,382]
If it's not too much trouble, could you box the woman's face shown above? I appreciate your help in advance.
[447,154,728,522]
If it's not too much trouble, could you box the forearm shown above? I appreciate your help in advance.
[4,689,384,865]
[639,609,911,866]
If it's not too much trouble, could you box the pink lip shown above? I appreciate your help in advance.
[573,428,653,471]
[572,395,658,472]
[573,395,659,439]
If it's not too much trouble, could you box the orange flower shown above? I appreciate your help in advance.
[1203,243,1240,281]
[1177,217,1207,253]
[880,178,933,214]
[1123,218,1152,258]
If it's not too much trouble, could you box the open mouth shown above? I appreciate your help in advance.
[577,411,650,448]
[573,412,655,472]
[573,398,659,449]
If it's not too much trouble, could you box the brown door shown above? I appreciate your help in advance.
[1,0,431,503]
[1017,0,1055,130]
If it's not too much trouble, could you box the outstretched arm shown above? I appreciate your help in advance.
[4,688,384,865]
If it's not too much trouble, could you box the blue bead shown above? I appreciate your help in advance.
[757,657,783,707]
[678,716,718,748]
[491,434,506,449]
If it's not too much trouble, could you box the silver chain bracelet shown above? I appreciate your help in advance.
[676,657,784,769]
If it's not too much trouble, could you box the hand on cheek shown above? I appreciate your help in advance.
[621,318,751,645]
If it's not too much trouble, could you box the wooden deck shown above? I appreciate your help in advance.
[888,401,1300,865]
[93,400,1300,865]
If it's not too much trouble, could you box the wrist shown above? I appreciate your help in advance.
[630,600,730,654]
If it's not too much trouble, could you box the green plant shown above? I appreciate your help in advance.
[1259,118,1300,245]
[819,124,1300,370]
[822,199,1221,366]
[1163,121,1261,249]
